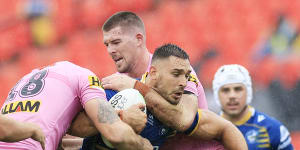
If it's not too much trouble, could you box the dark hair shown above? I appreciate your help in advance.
[152,44,189,63]
[102,11,145,32]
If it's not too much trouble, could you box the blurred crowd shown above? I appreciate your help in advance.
[0,0,299,142]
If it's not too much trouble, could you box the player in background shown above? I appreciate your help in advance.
[212,64,294,150]
[0,61,152,150]
[76,44,247,150]
[0,115,45,149]
[100,10,223,150]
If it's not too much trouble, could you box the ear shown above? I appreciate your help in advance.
[149,66,158,80]
[136,33,143,46]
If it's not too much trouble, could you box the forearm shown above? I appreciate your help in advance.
[142,88,197,131]
[85,98,152,150]
[108,122,152,150]
[0,116,35,142]
[221,122,248,150]
[101,75,197,131]
[144,90,183,127]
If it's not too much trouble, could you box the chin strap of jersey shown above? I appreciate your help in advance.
[183,109,202,136]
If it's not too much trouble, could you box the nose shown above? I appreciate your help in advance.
[179,76,187,88]
[228,90,237,99]
[107,46,117,55]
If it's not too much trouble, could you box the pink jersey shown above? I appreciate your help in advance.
[0,61,106,150]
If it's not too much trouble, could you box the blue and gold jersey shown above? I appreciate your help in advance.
[81,89,175,150]
[230,106,293,150]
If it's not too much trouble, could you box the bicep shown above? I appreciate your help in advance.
[180,93,198,112]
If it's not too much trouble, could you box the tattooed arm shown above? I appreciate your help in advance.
[84,98,153,150]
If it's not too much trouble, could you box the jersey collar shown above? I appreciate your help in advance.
[221,105,255,126]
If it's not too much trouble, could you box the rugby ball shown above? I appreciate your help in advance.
[109,88,146,113]
[102,89,147,149]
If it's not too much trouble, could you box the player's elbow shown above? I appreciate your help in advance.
[103,129,128,146]
[218,119,234,138]
[221,122,248,150]
[103,123,137,147]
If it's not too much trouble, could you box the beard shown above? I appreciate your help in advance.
[152,83,175,105]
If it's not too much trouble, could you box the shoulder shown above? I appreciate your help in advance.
[55,61,94,74]
[254,111,283,127]
[254,111,290,140]
[56,61,101,88]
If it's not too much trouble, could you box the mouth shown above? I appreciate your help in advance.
[172,91,183,100]
[226,103,239,110]
[113,57,123,65]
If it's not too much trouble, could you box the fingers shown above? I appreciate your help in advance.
[136,103,146,112]
[37,132,45,150]
[101,76,118,90]
[40,138,45,150]
[102,83,114,90]
[136,103,146,109]
[117,110,124,120]
[129,103,146,112]
[101,74,119,84]
[101,75,114,89]
[138,103,147,113]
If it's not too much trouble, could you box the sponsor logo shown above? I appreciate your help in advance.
[257,115,265,122]
[246,130,258,143]
[188,74,199,86]
[88,76,103,89]
[1,100,41,114]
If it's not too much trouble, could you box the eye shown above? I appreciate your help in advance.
[112,41,120,45]
[235,87,243,92]
[221,88,230,93]
[172,73,180,77]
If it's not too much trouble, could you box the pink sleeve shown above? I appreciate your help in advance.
[77,69,106,108]
[184,67,208,109]
[195,82,208,109]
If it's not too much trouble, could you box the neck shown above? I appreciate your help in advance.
[223,105,250,123]
[128,48,151,78]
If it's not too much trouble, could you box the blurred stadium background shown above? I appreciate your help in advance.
[0,0,299,148]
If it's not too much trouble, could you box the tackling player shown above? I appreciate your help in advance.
[212,64,294,150]
[0,61,152,150]
[75,44,248,150]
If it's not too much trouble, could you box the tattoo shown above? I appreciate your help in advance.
[97,100,119,124]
